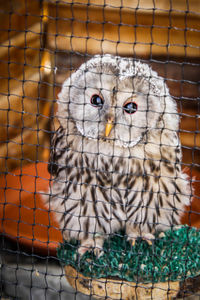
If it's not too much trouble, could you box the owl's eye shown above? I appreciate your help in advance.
[123,102,137,114]
[90,94,104,108]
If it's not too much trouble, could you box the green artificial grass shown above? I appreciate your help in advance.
[57,225,200,283]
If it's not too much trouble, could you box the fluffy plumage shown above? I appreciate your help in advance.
[48,54,191,255]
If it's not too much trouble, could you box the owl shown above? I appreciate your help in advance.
[48,54,191,256]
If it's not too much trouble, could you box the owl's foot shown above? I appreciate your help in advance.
[127,232,155,246]
[140,233,155,245]
[78,237,104,258]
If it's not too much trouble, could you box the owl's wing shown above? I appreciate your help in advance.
[48,126,66,176]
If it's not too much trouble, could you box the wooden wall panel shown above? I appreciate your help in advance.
[0,0,41,44]
[46,1,200,57]
[0,1,51,171]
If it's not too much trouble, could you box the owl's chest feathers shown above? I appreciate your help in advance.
[52,135,190,237]
[57,145,177,210]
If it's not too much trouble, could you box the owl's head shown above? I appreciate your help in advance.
[58,55,178,148]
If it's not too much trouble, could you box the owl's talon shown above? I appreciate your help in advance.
[126,235,137,247]
[131,237,154,246]
[93,247,104,258]
[131,239,136,247]
[144,239,153,246]
[142,233,155,245]
[128,232,155,247]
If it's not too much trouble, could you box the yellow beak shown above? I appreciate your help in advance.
[105,121,113,137]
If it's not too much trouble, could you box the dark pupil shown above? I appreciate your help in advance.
[91,95,103,107]
[123,102,137,114]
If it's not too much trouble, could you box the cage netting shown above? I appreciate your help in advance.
[0,1,200,299]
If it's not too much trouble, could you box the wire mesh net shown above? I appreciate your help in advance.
[0,0,200,299]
